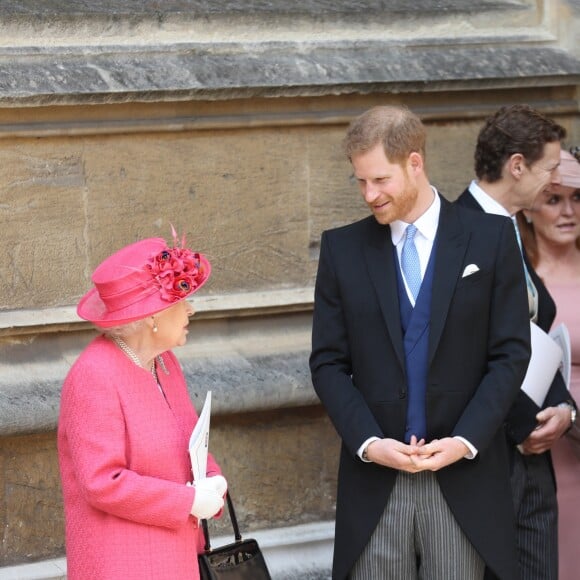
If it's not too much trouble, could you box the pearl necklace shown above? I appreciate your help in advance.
[112,337,168,378]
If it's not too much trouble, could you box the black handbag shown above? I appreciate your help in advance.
[198,491,272,580]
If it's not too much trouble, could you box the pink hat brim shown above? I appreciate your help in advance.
[76,253,211,328]
[555,150,580,189]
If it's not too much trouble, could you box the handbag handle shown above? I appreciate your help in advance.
[201,491,242,552]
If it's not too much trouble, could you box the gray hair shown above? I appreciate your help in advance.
[96,318,148,339]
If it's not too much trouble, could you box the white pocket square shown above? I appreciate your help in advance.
[462,264,480,278]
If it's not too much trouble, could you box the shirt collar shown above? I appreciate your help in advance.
[468,180,511,217]
[390,187,440,246]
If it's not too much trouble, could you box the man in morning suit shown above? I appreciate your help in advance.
[309,105,531,580]
[456,104,577,580]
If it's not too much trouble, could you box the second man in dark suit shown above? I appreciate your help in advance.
[456,104,576,580]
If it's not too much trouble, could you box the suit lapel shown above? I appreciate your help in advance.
[363,220,406,370]
[428,198,469,365]
[361,199,470,370]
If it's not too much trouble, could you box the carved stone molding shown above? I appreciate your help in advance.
[0,0,577,105]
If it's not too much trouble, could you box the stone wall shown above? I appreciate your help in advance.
[0,0,578,569]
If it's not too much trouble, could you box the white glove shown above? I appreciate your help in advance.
[206,475,228,497]
[188,475,227,496]
[190,479,224,519]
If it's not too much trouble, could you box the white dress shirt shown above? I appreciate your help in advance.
[468,180,510,217]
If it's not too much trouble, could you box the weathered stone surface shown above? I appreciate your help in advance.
[0,312,316,436]
[209,406,339,533]
[0,433,64,565]
[0,0,532,17]
[0,44,578,105]
[2,95,577,313]
[0,126,313,310]
[0,1,577,105]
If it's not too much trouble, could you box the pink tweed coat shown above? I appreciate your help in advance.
[58,335,222,579]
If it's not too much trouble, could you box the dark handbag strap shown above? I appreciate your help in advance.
[201,491,242,552]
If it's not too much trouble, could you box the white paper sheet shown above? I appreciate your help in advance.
[550,323,571,390]
[189,391,211,481]
[521,322,563,407]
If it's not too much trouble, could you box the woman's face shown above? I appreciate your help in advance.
[528,184,580,247]
[153,299,194,350]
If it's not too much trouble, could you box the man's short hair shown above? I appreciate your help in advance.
[344,105,426,165]
[474,104,566,182]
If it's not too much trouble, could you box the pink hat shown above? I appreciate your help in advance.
[77,234,211,328]
[554,149,580,189]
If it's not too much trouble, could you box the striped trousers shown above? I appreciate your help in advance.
[350,471,484,580]
[511,451,558,580]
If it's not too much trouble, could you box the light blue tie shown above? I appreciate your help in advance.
[511,217,538,321]
[402,224,422,301]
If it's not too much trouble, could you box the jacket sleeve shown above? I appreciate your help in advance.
[544,370,574,409]
[309,230,385,456]
[451,218,531,451]
[505,370,575,445]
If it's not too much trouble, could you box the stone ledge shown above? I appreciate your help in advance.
[0,3,543,48]
[0,520,334,580]
[0,348,316,437]
[0,42,578,106]
[0,311,315,436]
[0,1,577,105]
[0,558,66,580]
[0,288,315,336]
[0,94,577,139]
[0,0,528,18]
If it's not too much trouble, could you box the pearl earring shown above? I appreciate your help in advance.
[152,318,158,333]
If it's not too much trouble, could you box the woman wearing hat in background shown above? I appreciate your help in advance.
[58,232,227,579]
[518,148,580,580]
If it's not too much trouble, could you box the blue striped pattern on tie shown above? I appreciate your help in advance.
[402,224,421,300]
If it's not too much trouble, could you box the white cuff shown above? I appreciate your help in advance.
[454,436,478,459]
[357,436,381,462]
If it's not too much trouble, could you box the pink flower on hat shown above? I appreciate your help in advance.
[146,236,206,302]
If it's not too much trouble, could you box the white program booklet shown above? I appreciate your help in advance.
[521,322,563,407]
[549,323,571,390]
[189,390,211,481]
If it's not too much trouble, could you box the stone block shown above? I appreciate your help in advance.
[207,406,339,536]
[0,433,64,565]
[0,127,313,309]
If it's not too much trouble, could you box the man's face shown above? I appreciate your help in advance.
[351,144,418,225]
[517,141,561,210]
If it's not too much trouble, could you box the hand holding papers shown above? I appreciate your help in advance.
[549,323,571,390]
[190,477,224,519]
[521,322,564,407]
[189,391,211,482]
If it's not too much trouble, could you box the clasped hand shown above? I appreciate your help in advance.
[518,405,571,455]
[190,475,228,520]
[366,436,469,473]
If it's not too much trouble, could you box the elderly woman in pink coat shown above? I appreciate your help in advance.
[58,232,226,579]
